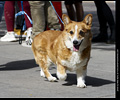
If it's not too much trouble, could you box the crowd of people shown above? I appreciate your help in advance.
[0,1,115,47]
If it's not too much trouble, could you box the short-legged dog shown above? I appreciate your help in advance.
[32,14,92,88]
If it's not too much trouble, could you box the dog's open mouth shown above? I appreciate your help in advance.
[73,44,80,51]
[73,40,83,51]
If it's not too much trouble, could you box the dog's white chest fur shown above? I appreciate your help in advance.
[61,52,88,71]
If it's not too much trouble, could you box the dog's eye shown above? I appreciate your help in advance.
[70,31,74,35]
[79,31,84,36]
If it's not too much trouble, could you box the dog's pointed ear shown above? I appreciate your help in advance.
[62,14,72,27]
[83,14,92,26]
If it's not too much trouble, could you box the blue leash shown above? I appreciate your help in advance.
[15,1,33,25]
[49,1,64,25]
[15,1,33,44]
[15,11,33,25]
[20,1,26,31]
[16,1,62,25]
[15,1,63,44]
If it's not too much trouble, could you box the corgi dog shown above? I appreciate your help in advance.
[32,14,92,88]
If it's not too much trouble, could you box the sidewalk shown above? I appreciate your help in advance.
[0,1,116,98]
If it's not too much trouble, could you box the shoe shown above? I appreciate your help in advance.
[92,33,108,43]
[25,27,32,45]
[107,26,115,44]
[15,33,26,38]
[107,35,115,44]
[14,31,27,38]
[107,39,115,44]
[14,28,26,38]
[0,32,17,42]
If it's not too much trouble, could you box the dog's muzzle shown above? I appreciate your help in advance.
[73,39,83,51]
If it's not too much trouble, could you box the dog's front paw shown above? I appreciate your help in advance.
[77,82,86,88]
[57,72,67,81]
[48,76,57,82]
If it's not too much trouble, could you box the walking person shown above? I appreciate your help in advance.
[0,1,32,46]
[92,0,115,43]
[64,0,84,22]
[29,1,61,40]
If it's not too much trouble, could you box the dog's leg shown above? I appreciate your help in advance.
[76,65,87,88]
[42,67,57,82]
[57,64,67,81]
[38,59,57,82]
[40,68,45,78]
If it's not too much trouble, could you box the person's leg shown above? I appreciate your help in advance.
[29,1,46,40]
[17,1,32,29]
[65,1,76,21]
[15,1,23,29]
[4,1,15,32]
[74,1,84,22]
[99,1,115,43]
[17,1,33,45]
[100,1,115,28]
[92,1,108,42]
[45,1,61,30]
[0,1,16,42]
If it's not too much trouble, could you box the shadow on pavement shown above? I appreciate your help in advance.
[0,59,38,71]
[61,73,115,87]
[0,59,115,87]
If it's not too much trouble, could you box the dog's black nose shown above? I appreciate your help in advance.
[73,40,78,45]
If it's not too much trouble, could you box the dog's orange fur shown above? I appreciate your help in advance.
[32,14,92,87]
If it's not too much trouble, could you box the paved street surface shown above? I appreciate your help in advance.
[0,1,116,98]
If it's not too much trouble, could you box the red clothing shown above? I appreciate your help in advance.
[4,1,32,31]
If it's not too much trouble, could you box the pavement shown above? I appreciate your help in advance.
[0,1,116,98]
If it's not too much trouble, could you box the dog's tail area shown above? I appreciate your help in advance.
[32,41,38,64]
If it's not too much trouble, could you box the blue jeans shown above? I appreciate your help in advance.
[0,1,5,22]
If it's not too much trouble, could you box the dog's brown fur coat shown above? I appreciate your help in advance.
[32,14,92,87]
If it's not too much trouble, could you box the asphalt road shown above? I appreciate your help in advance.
[0,1,116,98]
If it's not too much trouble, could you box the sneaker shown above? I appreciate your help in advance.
[92,33,108,43]
[15,33,26,38]
[14,28,26,38]
[0,32,17,42]
[25,27,32,45]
